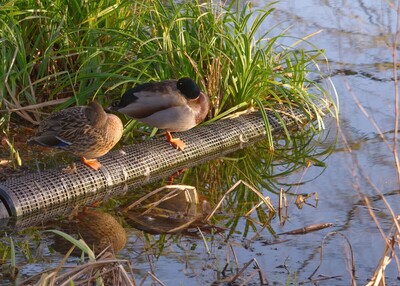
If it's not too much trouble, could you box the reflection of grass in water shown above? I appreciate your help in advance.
[183,127,333,188]
[115,121,334,246]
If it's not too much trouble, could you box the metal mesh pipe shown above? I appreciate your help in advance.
[0,107,315,226]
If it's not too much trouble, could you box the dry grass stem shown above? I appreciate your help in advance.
[290,29,324,48]
[52,245,75,279]
[244,196,272,217]
[279,188,284,225]
[165,219,198,233]
[361,172,400,236]
[308,232,356,286]
[122,185,197,213]
[139,271,166,286]
[4,48,39,125]
[278,223,333,235]
[343,77,391,151]
[366,236,396,286]
[205,180,275,221]
[26,246,136,286]
[364,196,400,282]
[1,98,71,114]
[222,243,240,276]
[197,226,211,254]
[229,258,267,285]
[392,0,400,181]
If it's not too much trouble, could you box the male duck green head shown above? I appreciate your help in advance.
[29,101,123,170]
[111,77,210,151]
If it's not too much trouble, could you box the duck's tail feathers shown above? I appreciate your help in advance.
[28,136,71,148]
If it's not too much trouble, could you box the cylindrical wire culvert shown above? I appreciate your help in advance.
[0,107,317,226]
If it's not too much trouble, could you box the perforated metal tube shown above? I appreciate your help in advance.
[0,107,315,226]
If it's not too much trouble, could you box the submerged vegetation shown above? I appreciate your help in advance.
[0,0,339,284]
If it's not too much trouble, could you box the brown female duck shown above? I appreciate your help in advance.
[110,77,210,151]
[29,101,123,170]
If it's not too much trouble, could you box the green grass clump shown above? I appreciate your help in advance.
[1,0,336,146]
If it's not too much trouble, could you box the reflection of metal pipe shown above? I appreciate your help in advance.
[0,107,316,226]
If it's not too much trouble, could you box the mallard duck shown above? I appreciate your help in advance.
[110,77,210,151]
[29,101,123,170]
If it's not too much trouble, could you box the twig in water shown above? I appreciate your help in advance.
[197,226,210,255]
[229,258,268,286]
[139,271,166,286]
[205,180,275,221]
[278,223,333,235]
[278,188,288,225]
[308,231,356,286]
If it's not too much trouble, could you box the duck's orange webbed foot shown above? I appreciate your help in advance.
[81,157,102,171]
[166,131,186,151]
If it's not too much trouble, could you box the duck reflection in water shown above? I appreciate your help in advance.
[50,207,127,256]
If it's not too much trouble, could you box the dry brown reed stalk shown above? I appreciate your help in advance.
[1,98,71,114]
[22,246,136,286]
[50,244,76,283]
[246,218,275,243]
[206,56,223,114]
[140,238,159,286]
[279,188,288,225]
[392,0,400,181]
[203,180,276,244]
[221,243,240,276]
[17,245,76,285]
[340,20,400,277]
[342,44,400,179]
[353,153,400,276]
[347,155,400,283]
[122,185,198,213]
[139,271,166,286]
[279,187,284,224]
[355,168,400,285]
[205,179,276,221]
[366,233,396,286]
[361,176,400,237]
[219,238,270,285]
[342,77,391,150]
[278,223,333,235]
[4,49,40,125]
[363,194,400,284]
[197,226,211,254]
[221,257,268,286]
[308,232,356,286]
[165,218,198,234]
[234,259,267,286]
[122,185,203,233]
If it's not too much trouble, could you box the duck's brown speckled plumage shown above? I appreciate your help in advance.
[29,101,123,169]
